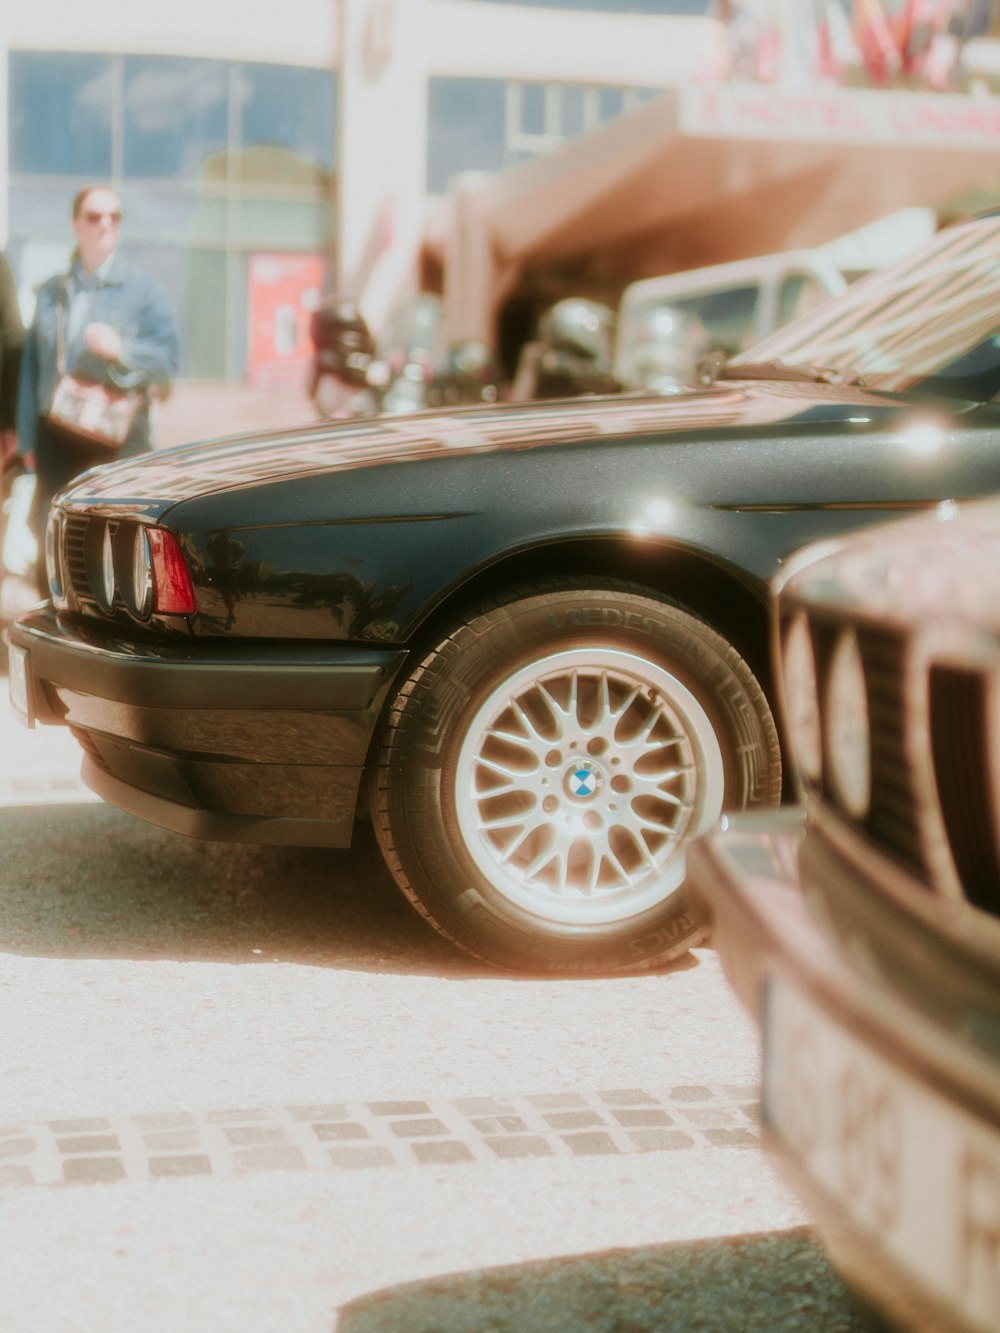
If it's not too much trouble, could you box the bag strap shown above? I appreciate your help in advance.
[55,275,68,375]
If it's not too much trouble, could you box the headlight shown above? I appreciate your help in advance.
[44,510,64,603]
[129,526,154,618]
[97,523,116,612]
[781,612,821,783]
[826,629,870,820]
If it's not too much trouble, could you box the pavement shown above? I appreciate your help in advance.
[153,378,319,449]
[0,375,894,1330]
[0,598,885,1331]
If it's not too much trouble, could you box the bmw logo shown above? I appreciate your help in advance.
[565,760,602,801]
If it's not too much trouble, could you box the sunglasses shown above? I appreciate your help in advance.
[82,210,122,225]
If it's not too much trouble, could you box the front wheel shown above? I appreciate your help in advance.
[371,579,780,974]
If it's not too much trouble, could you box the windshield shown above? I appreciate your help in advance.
[731,216,1000,402]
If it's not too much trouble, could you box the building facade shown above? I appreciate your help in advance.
[3,1,999,386]
[1,0,717,384]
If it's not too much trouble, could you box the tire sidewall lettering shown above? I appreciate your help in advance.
[542,605,708,667]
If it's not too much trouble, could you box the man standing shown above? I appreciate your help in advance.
[17,184,180,589]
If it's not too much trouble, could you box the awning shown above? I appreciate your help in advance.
[427,82,1000,346]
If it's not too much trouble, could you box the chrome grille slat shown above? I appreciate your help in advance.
[63,515,90,599]
[929,665,1000,916]
[857,626,930,886]
[805,607,1000,920]
[61,513,125,613]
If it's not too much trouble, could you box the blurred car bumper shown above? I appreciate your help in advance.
[8,608,407,847]
[690,811,1000,1333]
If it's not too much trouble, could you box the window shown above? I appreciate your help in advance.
[680,285,760,355]
[123,57,228,180]
[426,78,507,194]
[9,51,336,381]
[777,273,830,327]
[9,52,113,177]
[428,76,661,193]
[506,80,654,159]
[238,64,335,172]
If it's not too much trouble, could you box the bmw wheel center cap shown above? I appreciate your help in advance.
[565,759,603,801]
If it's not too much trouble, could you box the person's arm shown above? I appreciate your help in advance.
[0,255,25,433]
[88,276,181,392]
[15,323,38,469]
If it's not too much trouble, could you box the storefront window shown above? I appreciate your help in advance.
[238,64,335,172]
[426,78,507,195]
[123,57,228,179]
[8,51,336,381]
[428,76,661,194]
[9,52,113,177]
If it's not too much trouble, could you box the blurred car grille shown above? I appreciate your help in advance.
[62,514,91,599]
[62,513,123,613]
[857,626,928,884]
[928,664,1000,916]
[793,612,1000,920]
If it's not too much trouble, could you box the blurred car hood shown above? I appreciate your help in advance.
[57,382,959,520]
[776,492,1000,630]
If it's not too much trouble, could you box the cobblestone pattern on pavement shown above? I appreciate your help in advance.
[0,768,95,805]
[0,712,96,807]
[0,1085,761,1188]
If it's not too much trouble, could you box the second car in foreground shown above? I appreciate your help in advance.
[10,213,1000,974]
[690,496,1000,1333]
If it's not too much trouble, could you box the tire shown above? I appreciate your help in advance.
[371,578,781,974]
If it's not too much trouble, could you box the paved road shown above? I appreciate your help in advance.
[0,675,883,1331]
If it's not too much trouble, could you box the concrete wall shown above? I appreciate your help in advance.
[4,0,339,66]
[424,1,715,84]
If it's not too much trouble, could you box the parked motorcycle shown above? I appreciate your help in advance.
[309,299,386,419]
[510,298,620,401]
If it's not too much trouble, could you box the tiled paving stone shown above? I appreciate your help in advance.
[0,1084,763,1189]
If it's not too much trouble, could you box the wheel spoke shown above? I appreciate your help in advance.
[611,681,642,724]
[622,829,660,868]
[533,680,567,735]
[474,753,533,782]
[498,821,542,865]
[647,789,693,811]
[479,808,537,832]
[585,850,604,894]
[510,697,551,745]
[629,705,667,748]
[486,724,537,748]
[525,844,564,887]
[601,844,634,886]
[633,808,687,836]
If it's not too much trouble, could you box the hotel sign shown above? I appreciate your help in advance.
[681,83,1000,150]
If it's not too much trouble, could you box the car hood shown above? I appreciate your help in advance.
[777,493,1000,629]
[58,381,945,520]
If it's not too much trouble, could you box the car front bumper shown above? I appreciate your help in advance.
[690,811,1000,1333]
[8,609,408,846]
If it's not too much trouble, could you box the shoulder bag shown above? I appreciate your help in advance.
[47,280,142,450]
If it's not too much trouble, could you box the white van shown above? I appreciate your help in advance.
[613,249,848,393]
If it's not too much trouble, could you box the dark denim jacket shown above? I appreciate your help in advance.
[16,250,181,466]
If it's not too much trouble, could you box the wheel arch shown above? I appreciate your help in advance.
[400,536,776,712]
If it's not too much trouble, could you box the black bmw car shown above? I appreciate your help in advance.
[9,214,1000,975]
[689,495,1000,1333]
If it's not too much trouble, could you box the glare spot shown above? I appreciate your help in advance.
[645,498,674,526]
[901,421,944,456]
[629,496,674,539]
